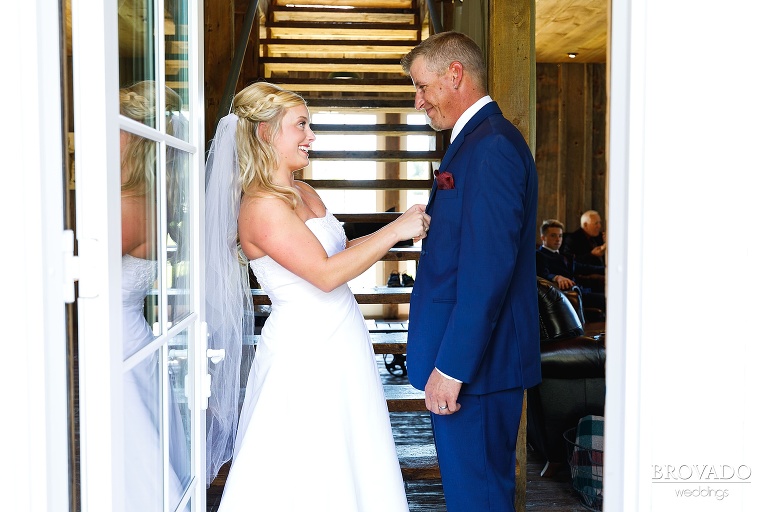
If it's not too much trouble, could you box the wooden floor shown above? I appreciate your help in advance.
[207,355,588,511]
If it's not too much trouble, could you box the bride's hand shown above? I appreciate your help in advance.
[392,204,430,242]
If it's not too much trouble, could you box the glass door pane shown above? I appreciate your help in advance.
[165,0,190,132]
[117,1,195,510]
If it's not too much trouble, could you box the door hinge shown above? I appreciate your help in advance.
[62,230,80,304]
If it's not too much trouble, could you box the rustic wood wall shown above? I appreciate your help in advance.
[234,0,262,96]
[204,1,235,143]
[204,1,262,144]
[536,62,607,235]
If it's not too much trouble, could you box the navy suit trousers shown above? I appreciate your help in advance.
[431,387,525,511]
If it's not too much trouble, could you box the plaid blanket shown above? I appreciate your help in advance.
[576,414,604,452]
[570,415,604,503]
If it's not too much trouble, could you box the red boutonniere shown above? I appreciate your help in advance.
[434,170,455,190]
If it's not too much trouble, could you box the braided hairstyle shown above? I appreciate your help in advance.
[119,81,182,196]
[232,82,307,208]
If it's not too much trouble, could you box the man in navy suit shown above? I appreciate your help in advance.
[401,32,540,511]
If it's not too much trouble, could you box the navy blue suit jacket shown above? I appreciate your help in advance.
[407,102,541,395]
[536,246,604,282]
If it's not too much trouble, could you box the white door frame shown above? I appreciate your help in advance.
[605,2,768,510]
[70,0,125,508]
[1,1,70,511]
[603,0,638,507]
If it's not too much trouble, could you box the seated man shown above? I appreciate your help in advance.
[563,210,607,268]
[537,219,605,311]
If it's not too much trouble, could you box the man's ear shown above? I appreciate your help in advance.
[449,61,464,87]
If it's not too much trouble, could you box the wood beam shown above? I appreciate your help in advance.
[488,2,535,511]
[488,0,535,149]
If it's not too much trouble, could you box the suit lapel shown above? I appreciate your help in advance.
[425,175,438,215]
[425,102,502,215]
[439,102,501,171]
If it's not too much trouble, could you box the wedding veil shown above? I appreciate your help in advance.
[204,113,255,485]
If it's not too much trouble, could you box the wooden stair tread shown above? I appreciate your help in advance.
[397,444,441,480]
[370,331,408,353]
[354,287,412,304]
[303,179,433,190]
[384,384,424,413]
[272,5,415,14]
[274,0,413,7]
[253,286,412,306]
[262,39,415,49]
[264,19,420,27]
[310,123,434,135]
[266,25,419,41]
[308,150,441,161]
[262,38,417,55]
[304,97,417,110]
[366,318,408,332]
[265,65,403,76]
[263,59,405,76]
[378,246,420,261]
[260,38,415,59]
[261,56,404,65]
[267,20,418,30]
[268,80,414,93]
[272,7,416,25]
[336,212,401,222]
[273,77,411,86]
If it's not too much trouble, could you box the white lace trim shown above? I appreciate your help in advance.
[123,254,157,290]
[306,209,346,242]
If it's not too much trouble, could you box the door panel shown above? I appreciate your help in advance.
[73,0,203,510]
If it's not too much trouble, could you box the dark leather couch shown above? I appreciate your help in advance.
[527,277,606,476]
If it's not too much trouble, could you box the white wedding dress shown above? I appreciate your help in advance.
[122,254,187,511]
[217,211,408,511]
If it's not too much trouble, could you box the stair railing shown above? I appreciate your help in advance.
[214,0,262,131]
[426,0,444,34]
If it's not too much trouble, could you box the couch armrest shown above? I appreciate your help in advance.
[540,336,606,379]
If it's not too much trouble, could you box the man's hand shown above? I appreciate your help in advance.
[553,275,575,290]
[424,368,462,415]
[591,244,607,257]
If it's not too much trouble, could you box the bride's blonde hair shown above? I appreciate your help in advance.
[119,81,182,196]
[232,82,307,208]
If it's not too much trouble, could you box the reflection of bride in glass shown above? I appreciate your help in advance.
[119,81,188,511]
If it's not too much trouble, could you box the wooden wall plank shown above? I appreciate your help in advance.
[535,63,562,232]
[204,0,235,143]
[562,63,588,231]
[535,62,606,234]
[590,63,607,227]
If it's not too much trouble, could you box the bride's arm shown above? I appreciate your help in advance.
[239,197,428,292]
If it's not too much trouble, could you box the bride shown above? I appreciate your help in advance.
[205,81,430,510]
